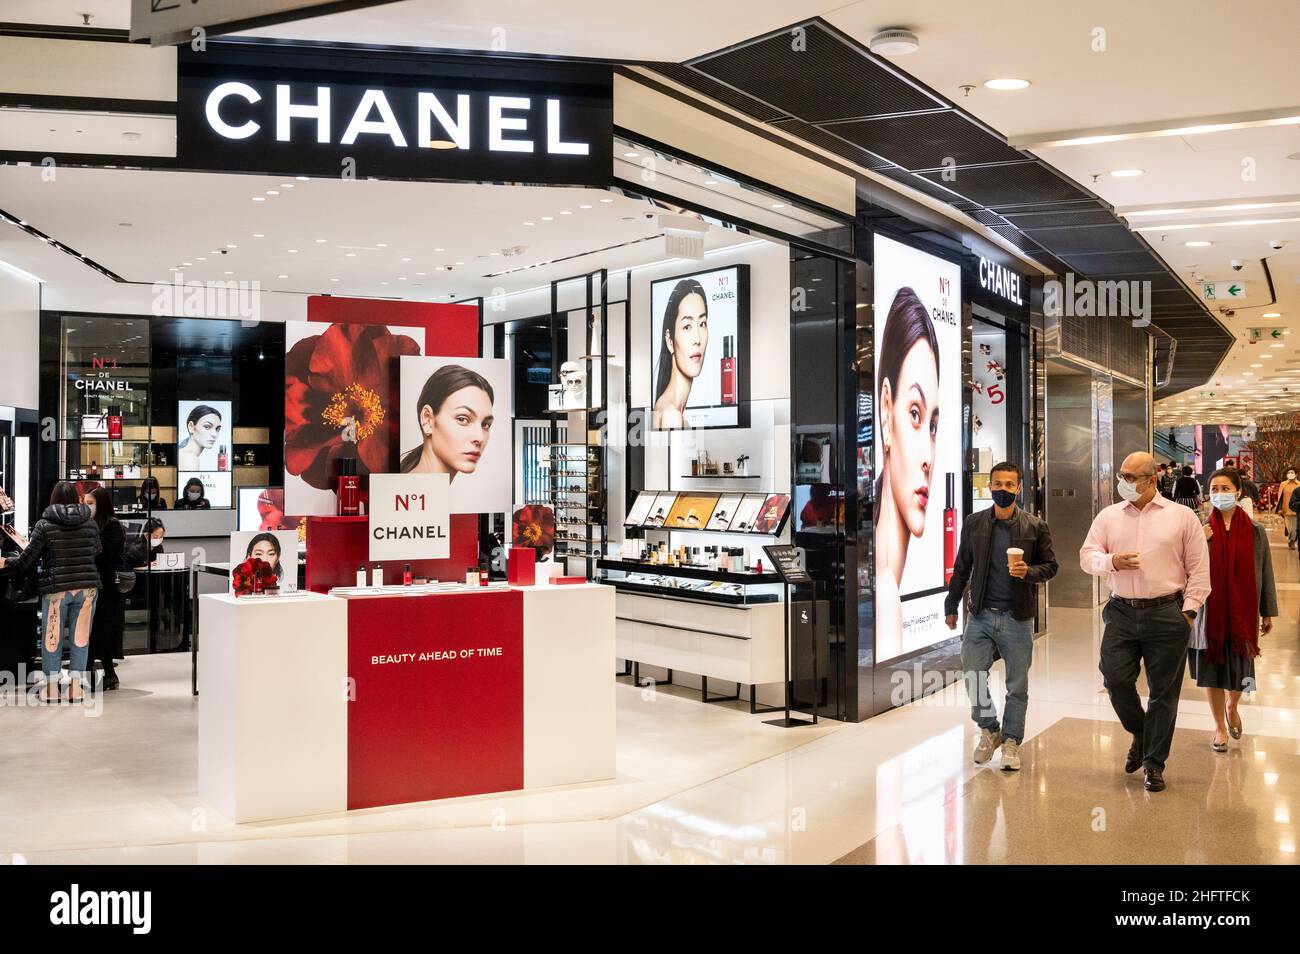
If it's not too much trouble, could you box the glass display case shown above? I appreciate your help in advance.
[596,558,782,605]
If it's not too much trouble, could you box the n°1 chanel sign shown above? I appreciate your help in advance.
[177,45,613,186]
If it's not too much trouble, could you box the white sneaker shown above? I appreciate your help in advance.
[1000,739,1021,771]
[974,728,1003,764]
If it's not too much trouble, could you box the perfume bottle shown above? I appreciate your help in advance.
[107,405,123,440]
[356,563,367,587]
[371,562,384,587]
[943,473,956,586]
[218,445,228,471]
[336,457,360,517]
[403,563,413,586]
[479,563,489,587]
[721,335,737,405]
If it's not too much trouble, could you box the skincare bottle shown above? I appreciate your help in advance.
[479,563,489,587]
[403,563,413,587]
[943,473,956,586]
[371,562,384,587]
[719,550,731,572]
[218,445,228,471]
[721,335,737,405]
[356,563,366,587]
[466,566,478,586]
[336,457,360,517]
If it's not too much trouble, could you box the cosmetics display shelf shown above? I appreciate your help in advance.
[603,579,775,606]
[677,474,762,480]
[596,558,778,586]
[640,524,781,536]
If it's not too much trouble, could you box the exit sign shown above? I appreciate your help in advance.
[1248,327,1285,342]
[1202,281,1247,300]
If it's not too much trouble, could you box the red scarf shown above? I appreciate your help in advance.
[1206,506,1260,664]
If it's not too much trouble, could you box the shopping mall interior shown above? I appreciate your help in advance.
[1,0,1298,886]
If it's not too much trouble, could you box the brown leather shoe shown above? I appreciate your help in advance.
[1144,768,1166,792]
[1125,735,1144,774]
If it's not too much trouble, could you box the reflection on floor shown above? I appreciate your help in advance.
[2,533,1297,864]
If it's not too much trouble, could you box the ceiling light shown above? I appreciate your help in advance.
[523,221,535,226]
[771,203,786,209]
[560,210,572,215]
[183,262,192,266]
[252,196,265,202]
[868,28,920,56]
[1264,312,1282,318]
[265,190,279,196]
[197,257,206,261]
[541,216,553,221]
[1185,240,1212,247]
[253,233,264,238]
[225,244,237,249]
[984,78,1030,90]
[579,204,592,209]
[401,257,411,262]
[288,249,298,253]
[623,151,640,159]
[280,184,294,189]
[1251,364,1263,368]
[316,239,327,243]
[1271,344,1285,348]
[1243,372,1255,376]
[398,277,407,281]
[329,278,339,282]
[296,176,309,181]
[278,274,288,279]
[346,253,356,257]
[435,266,445,271]
[600,198,614,203]
[224,271,233,276]
[434,247,444,252]
[1110,169,1144,178]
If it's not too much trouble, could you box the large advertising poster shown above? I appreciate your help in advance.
[177,400,231,472]
[873,234,963,663]
[649,264,748,430]
[284,322,425,516]
[228,529,299,594]
[398,356,512,515]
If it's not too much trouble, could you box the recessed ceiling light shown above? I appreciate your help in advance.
[329,278,339,282]
[1243,372,1255,376]
[435,266,445,271]
[265,190,279,196]
[541,216,553,221]
[1271,344,1285,349]
[398,277,407,281]
[771,203,785,209]
[183,262,192,266]
[600,198,614,203]
[1110,169,1145,177]
[984,78,1031,90]
[1251,363,1263,367]
[455,261,463,265]
[253,233,264,238]
[224,271,233,276]
[434,247,445,252]
[623,151,640,158]
[288,249,298,253]
[523,221,535,226]
[197,257,206,261]
[252,196,265,202]
[401,257,411,262]
[560,210,572,215]
[380,281,389,285]
[1185,240,1212,247]
[579,204,592,209]
[346,253,356,258]
[296,176,309,181]
[278,274,288,279]
[280,184,294,189]
[226,244,237,249]
[1264,312,1282,317]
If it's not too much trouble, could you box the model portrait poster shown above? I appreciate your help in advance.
[650,264,748,430]
[873,234,963,664]
[398,355,512,515]
[228,529,299,593]
[176,399,231,472]
[283,321,426,517]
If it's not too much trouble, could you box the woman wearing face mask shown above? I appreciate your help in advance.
[1193,467,1275,751]
[874,288,941,661]
[1275,465,1300,549]
[137,476,167,512]
[174,477,211,511]
[85,487,124,690]
[141,518,166,562]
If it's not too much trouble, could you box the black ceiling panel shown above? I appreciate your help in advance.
[916,162,1085,207]
[1001,207,1118,229]
[826,110,1028,170]
[870,166,971,204]
[687,23,943,123]
[1020,224,1146,256]
[649,63,790,123]
[1059,250,1169,274]
[768,117,896,170]
[970,209,1007,227]
[990,198,1109,214]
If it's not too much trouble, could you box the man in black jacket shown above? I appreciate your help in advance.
[944,462,1058,771]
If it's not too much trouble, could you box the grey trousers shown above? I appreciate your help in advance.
[1098,598,1191,772]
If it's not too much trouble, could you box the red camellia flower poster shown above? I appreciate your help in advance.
[284,321,425,516]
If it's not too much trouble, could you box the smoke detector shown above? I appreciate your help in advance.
[869,29,920,56]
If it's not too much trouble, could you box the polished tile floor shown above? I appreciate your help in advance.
[3,538,1297,864]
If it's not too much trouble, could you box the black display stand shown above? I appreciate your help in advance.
[761,545,817,729]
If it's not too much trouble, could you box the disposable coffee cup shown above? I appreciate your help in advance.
[1006,547,1024,570]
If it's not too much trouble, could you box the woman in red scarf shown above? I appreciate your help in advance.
[1193,467,1276,751]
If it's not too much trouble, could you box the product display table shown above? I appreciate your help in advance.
[197,583,615,823]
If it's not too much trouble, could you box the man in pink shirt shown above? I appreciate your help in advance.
[1080,451,1210,793]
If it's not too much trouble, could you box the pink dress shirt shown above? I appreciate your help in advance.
[1079,492,1211,613]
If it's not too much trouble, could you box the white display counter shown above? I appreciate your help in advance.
[197,583,615,823]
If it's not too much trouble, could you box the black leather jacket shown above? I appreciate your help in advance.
[944,506,1058,621]
[9,503,102,595]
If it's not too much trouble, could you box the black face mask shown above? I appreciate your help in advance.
[991,488,1018,508]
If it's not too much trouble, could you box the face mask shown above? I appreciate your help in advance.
[991,488,1017,508]
[1116,477,1143,503]
[187,491,201,501]
[86,503,96,516]
[152,538,163,548]
[1210,492,1237,511]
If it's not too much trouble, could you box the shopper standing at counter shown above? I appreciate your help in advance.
[86,487,125,691]
[3,481,101,703]
[1080,451,1210,794]
[175,477,212,510]
[944,462,1057,772]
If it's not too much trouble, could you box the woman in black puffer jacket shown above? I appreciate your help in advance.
[3,481,101,702]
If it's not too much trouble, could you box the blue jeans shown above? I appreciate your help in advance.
[40,588,97,680]
[961,608,1033,744]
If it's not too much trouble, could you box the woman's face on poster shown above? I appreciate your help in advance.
[884,341,939,538]
[189,413,222,449]
[667,292,709,382]
[249,539,280,569]
[422,384,494,475]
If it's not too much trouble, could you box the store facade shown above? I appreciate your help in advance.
[8,34,1051,752]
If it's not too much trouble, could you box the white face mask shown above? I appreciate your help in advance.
[1210,492,1237,511]
[1117,476,1144,503]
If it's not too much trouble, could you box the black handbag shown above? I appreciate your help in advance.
[115,570,136,594]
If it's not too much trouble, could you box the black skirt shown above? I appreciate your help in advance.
[1188,647,1256,691]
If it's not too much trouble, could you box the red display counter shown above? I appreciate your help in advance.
[198,583,615,822]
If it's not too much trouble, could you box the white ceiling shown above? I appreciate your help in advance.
[0,165,755,303]
[819,0,1300,425]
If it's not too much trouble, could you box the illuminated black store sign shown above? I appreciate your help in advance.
[177,46,613,186]
[978,256,1025,307]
